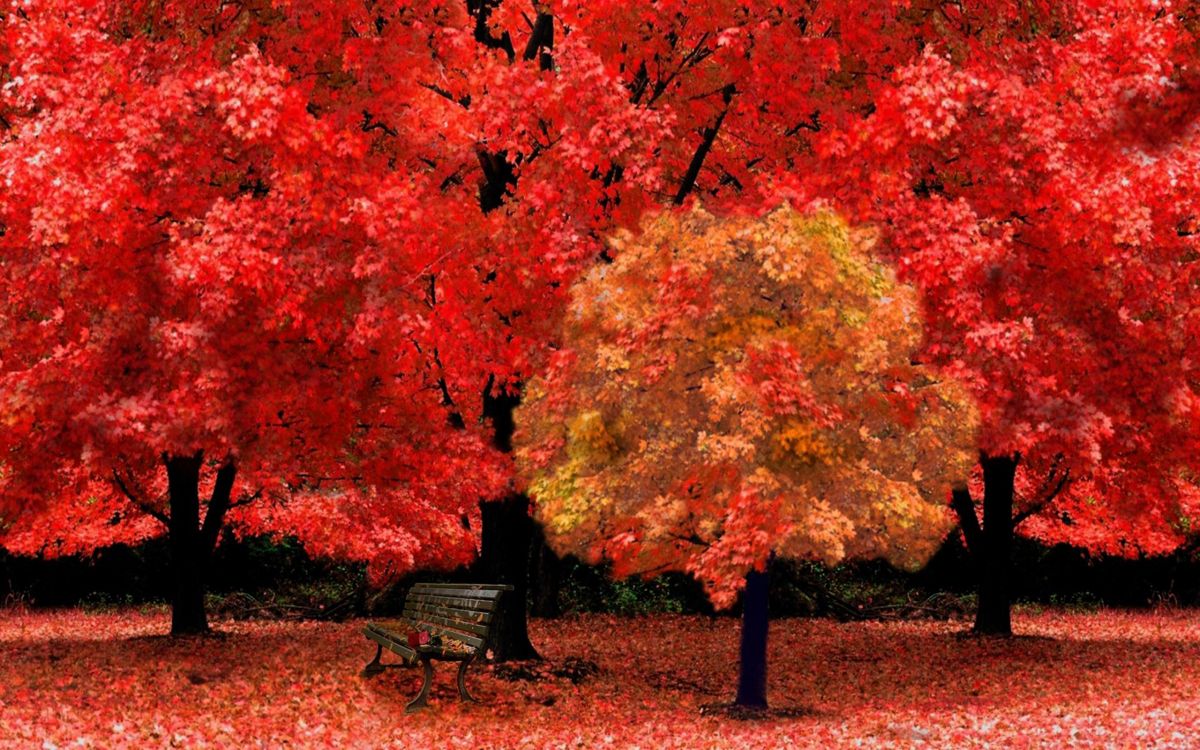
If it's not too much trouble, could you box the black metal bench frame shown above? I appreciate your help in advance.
[362,583,512,712]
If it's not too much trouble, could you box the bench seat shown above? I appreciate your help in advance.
[362,583,512,711]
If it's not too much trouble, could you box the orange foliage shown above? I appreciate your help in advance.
[516,206,978,606]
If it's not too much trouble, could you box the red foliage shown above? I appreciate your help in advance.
[2,0,1198,578]
[549,0,1200,551]
[0,0,665,574]
[2,608,1200,747]
[839,2,1200,551]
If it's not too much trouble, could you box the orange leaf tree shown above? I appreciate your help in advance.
[515,205,978,708]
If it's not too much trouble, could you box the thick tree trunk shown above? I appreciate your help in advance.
[477,387,541,661]
[529,526,562,619]
[974,452,1019,636]
[164,453,237,636]
[465,8,555,655]
[734,566,770,709]
[477,493,541,660]
[165,453,209,635]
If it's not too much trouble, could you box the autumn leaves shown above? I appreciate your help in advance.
[1,0,1199,648]
[515,206,979,609]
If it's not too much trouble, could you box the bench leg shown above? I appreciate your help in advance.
[362,644,385,678]
[456,658,478,703]
[405,657,435,713]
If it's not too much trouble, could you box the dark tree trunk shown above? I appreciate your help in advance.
[974,452,1019,636]
[477,493,540,660]
[528,525,562,618]
[477,387,540,660]
[734,566,770,709]
[164,453,237,636]
[464,11,555,656]
[165,453,208,635]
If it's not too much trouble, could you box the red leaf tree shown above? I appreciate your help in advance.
[0,0,667,634]
[822,1,1200,633]
[5,0,1197,641]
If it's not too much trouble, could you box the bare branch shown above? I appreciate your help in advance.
[674,83,736,204]
[1013,467,1071,527]
[418,82,470,109]
[111,468,169,526]
[228,489,262,510]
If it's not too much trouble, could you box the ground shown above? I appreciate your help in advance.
[0,608,1197,749]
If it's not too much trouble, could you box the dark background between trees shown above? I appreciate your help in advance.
[4,532,1199,621]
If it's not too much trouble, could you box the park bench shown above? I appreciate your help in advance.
[362,582,513,712]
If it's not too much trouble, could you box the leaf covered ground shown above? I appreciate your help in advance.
[1,608,1198,749]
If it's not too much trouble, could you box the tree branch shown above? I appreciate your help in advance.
[1013,467,1071,527]
[467,0,515,61]
[432,346,467,429]
[228,489,262,511]
[644,33,714,107]
[199,460,237,555]
[111,468,169,526]
[522,12,553,71]
[674,83,735,205]
[950,486,983,556]
[360,110,398,136]
[418,83,471,109]
[784,110,822,137]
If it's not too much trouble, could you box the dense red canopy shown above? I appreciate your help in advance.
[1,0,1197,572]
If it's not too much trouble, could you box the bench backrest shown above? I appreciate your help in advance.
[402,583,512,651]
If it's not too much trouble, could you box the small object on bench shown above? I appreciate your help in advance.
[406,629,431,648]
[362,582,513,712]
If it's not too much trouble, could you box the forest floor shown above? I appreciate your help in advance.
[0,607,1197,749]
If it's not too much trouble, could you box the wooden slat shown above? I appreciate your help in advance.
[410,583,513,592]
[409,584,509,600]
[405,601,493,625]
[400,612,488,644]
[403,605,492,628]
[405,592,494,612]
[409,593,503,613]
[402,606,491,637]
[363,625,417,664]
[415,645,473,661]
[422,626,485,650]
[378,617,486,650]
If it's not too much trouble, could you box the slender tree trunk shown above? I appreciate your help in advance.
[974,452,1019,636]
[165,453,208,635]
[734,566,770,709]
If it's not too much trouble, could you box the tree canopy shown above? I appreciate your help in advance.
[515,206,979,605]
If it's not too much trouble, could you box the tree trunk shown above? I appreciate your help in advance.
[734,566,770,709]
[164,453,237,636]
[465,9,555,655]
[476,386,541,661]
[165,453,208,635]
[974,452,1019,636]
[477,493,540,660]
[529,525,562,619]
